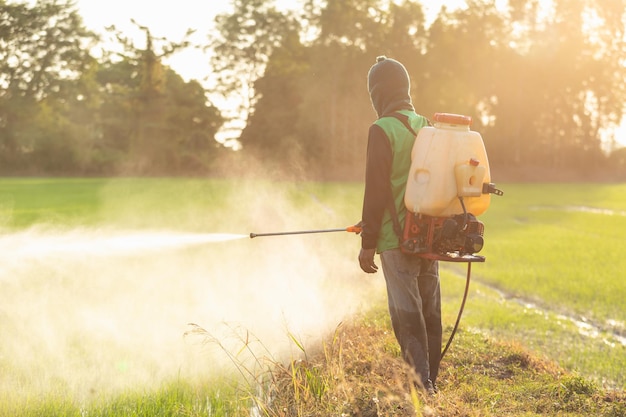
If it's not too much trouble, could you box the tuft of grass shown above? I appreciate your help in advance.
[243,303,626,417]
[264,321,427,416]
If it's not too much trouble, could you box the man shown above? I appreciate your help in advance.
[358,56,442,393]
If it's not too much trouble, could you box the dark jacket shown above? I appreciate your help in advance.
[361,57,428,251]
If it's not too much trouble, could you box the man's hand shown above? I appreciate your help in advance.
[359,248,378,273]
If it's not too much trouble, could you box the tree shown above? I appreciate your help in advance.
[237,29,309,165]
[0,0,96,171]
[420,1,507,121]
[232,0,431,178]
[208,0,626,179]
[103,21,224,174]
[0,1,224,176]
[209,0,300,148]
[162,70,224,173]
[25,58,105,174]
[300,0,430,179]
[486,0,626,170]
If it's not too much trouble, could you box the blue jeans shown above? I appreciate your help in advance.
[380,249,442,385]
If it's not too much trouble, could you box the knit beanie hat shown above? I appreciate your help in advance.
[367,56,414,118]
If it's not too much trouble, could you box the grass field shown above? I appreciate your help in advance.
[448,182,626,390]
[0,178,624,416]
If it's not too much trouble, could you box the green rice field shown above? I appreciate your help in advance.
[0,178,624,415]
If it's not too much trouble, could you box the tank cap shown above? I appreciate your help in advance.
[433,113,472,126]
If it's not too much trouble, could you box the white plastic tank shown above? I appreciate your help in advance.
[404,113,492,217]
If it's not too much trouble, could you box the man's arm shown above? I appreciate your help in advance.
[359,124,392,273]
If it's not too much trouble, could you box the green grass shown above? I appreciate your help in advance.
[0,177,246,230]
[0,177,104,227]
[0,178,625,415]
[1,379,243,417]
[432,183,626,389]
[0,177,364,233]
[477,183,626,323]
[459,183,626,388]
[440,268,626,391]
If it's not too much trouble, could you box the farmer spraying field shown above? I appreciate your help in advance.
[249,57,503,395]
[358,56,441,394]
[358,56,502,394]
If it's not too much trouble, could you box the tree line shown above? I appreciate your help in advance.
[1,0,625,180]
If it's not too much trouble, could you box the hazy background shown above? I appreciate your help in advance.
[2,0,625,180]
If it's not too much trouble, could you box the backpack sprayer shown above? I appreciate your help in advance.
[249,113,503,358]
[400,113,503,263]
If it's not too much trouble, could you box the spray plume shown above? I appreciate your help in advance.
[0,180,380,405]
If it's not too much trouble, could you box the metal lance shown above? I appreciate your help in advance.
[249,226,361,239]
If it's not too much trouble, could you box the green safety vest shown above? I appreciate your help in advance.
[373,110,429,252]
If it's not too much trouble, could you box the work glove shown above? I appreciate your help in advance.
[359,247,378,273]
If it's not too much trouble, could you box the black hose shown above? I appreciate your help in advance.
[440,261,472,360]
[458,196,469,229]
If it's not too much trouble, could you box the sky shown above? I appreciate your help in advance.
[75,0,626,149]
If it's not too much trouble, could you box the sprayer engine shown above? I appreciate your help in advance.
[401,212,485,261]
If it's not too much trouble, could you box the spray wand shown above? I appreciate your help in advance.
[249,222,473,360]
[250,225,362,239]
